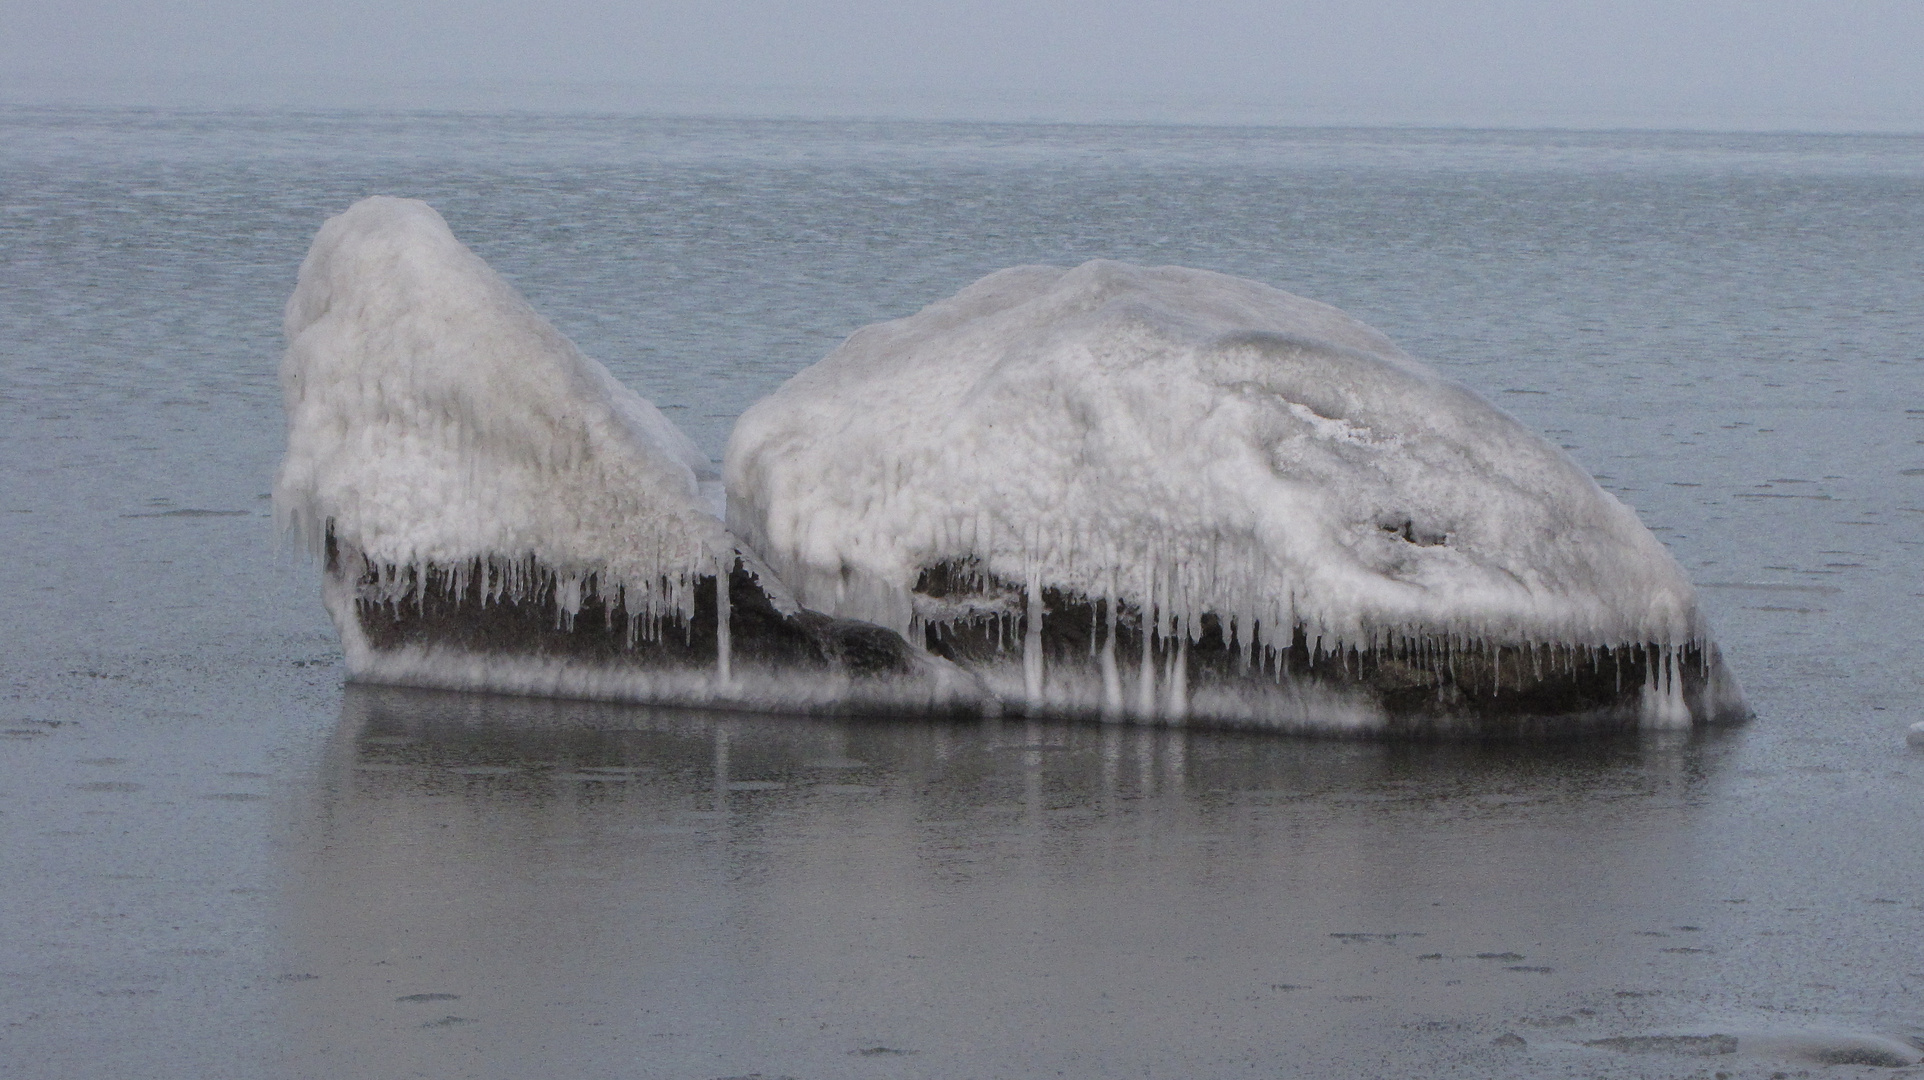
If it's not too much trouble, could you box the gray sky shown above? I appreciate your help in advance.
[3,0,1921,130]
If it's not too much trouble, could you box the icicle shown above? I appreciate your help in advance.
[1100,588,1123,721]
[1165,629,1189,723]
[1023,565,1045,713]
[1136,612,1157,720]
[1639,642,1690,729]
[714,551,732,686]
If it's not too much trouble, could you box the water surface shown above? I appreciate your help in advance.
[1,108,1920,1078]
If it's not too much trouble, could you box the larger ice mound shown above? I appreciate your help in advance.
[276,197,970,712]
[727,261,1749,734]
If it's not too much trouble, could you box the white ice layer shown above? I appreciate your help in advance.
[727,260,1705,654]
[275,196,728,623]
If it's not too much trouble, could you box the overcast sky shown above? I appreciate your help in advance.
[3,0,1920,130]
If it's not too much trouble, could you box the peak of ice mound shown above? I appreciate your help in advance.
[727,259,1704,652]
[275,196,725,620]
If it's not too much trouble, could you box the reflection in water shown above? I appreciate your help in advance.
[278,685,1737,1079]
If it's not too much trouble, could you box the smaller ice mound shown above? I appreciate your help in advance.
[727,260,1749,735]
[276,197,969,713]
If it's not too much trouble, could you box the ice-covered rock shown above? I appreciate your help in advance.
[727,261,1749,734]
[278,201,1745,736]
[276,197,970,713]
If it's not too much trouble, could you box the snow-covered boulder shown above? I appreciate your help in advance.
[727,261,1749,734]
[276,197,969,713]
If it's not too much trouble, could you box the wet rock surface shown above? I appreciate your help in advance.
[914,561,1746,735]
[346,550,932,696]
[340,544,1751,735]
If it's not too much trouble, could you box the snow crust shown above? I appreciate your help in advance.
[275,196,729,624]
[727,260,1706,657]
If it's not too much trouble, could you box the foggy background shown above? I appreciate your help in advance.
[3,0,1920,131]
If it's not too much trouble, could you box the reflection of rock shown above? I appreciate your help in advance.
[334,683,1733,812]
[280,689,1752,1077]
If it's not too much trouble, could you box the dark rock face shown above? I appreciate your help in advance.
[913,560,1749,737]
[326,543,1747,736]
[331,526,930,701]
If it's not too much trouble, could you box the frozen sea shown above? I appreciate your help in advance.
[2,108,1921,1078]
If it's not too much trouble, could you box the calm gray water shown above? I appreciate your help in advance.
[2,107,1921,1078]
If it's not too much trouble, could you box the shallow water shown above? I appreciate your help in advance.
[1,108,1921,1078]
